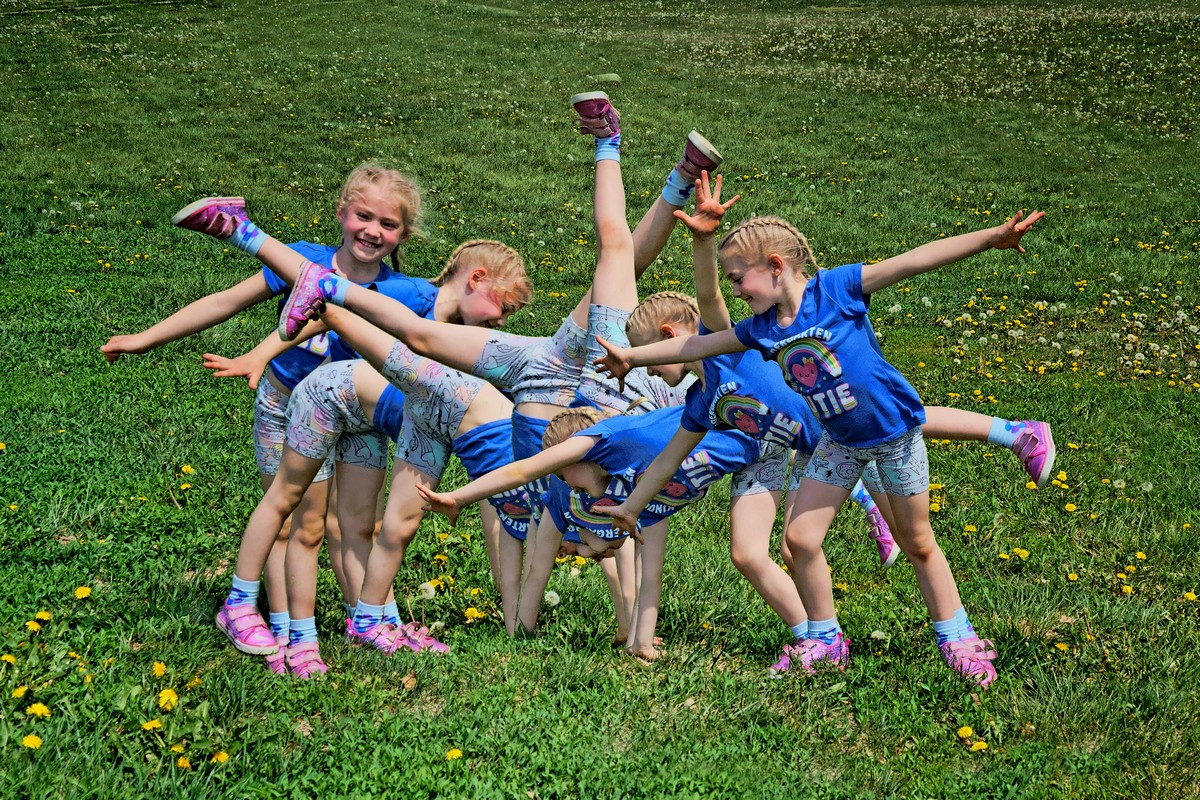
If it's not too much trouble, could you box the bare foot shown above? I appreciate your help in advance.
[626,645,660,662]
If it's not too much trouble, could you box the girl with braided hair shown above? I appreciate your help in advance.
[596,183,1046,687]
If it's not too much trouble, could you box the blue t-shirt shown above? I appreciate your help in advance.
[681,323,822,455]
[733,263,925,447]
[261,243,440,387]
[545,406,761,539]
[372,384,405,442]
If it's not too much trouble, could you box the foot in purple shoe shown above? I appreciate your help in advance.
[278,259,335,341]
[215,602,278,656]
[674,131,723,184]
[867,507,901,569]
[939,636,997,688]
[1011,421,1056,488]
[345,619,420,655]
[172,197,247,239]
[286,641,328,679]
[794,634,850,674]
[768,640,801,675]
[264,636,289,675]
[401,621,449,654]
[571,91,621,138]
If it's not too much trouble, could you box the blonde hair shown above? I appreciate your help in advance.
[626,291,699,346]
[542,407,606,449]
[718,216,819,278]
[432,239,533,315]
[338,162,423,271]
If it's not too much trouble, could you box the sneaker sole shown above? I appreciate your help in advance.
[570,90,610,106]
[1033,430,1057,488]
[171,196,244,227]
[216,615,279,656]
[880,543,901,570]
[686,131,723,166]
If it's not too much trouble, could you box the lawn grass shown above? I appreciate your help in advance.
[1,0,1198,796]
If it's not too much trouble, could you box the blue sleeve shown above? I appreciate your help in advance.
[679,382,710,434]
[823,264,868,317]
[733,316,761,351]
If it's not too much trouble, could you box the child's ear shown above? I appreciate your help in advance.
[659,323,678,339]
[767,253,786,276]
[467,267,490,288]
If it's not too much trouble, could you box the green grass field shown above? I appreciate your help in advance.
[1,0,1198,796]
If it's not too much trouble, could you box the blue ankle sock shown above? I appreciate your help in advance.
[953,607,976,640]
[849,480,876,513]
[268,611,290,640]
[594,133,621,163]
[383,601,400,627]
[352,601,386,632]
[789,621,809,641]
[229,219,266,256]
[808,617,841,645]
[934,615,958,646]
[316,270,349,305]
[661,167,695,206]
[288,616,318,646]
[226,575,259,607]
[343,603,354,619]
[987,418,1026,449]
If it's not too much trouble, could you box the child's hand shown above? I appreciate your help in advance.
[590,502,644,544]
[100,334,149,363]
[202,352,265,390]
[672,171,739,239]
[593,336,632,392]
[416,484,462,526]
[992,210,1045,254]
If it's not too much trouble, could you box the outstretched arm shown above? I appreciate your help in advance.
[594,426,705,536]
[202,320,328,389]
[101,273,274,362]
[862,210,1044,295]
[417,436,597,525]
[594,327,746,391]
[674,172,739,332]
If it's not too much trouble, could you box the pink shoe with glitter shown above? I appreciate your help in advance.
[285,641,328,679]
[172,197,248,239]
[867,507,901,569]
[264,636,289,675]
[215,602,278,656]
[674,131,723,184]
[401,621,449,654]
[571,91,620,138]
[278,259,334,341]
[940,636,998,688]
[345,619,421,655]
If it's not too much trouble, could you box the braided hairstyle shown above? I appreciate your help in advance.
[717,216,820,279]
[542,407,607,449]
[337,162,422,272]
[433,239,533,315]
[625,291,700,346]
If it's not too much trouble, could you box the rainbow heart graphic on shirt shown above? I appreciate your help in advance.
[713,392,771,436]
[775,338,843,393]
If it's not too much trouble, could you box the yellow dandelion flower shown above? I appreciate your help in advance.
[185,677,202,690]
[22,734,42,750]
[2,654,15,665]
[180,465,194,475]
[1126,565,1136,573]
[1025,481,1038,490]
[1013,547,1029,559]
[35,611,51,621]
[963,524,977,533]
[464,607,486,622]
[957,726,973,739]
[171,743,185,754]
[0,442,5,450]
[211,751,229,764]
[998,553,1010,560]
[179,483,191,490]
[1056,471,1067,482]
[177,756,191,769]
[141,719,162,731]
[834,582,849,592]
[971,741,989,751]
[26,621,41,633]
[13,685,28,699]
[929,502,941,513]
[158,688,179,711]
[1068,573,1078,582]
[1055,643,1069,652]
[433,554,448,564]
[573,556,587,568]
[1135,552,1146,560]
[1117,573,1127,580]
[1184,591,1196,602]
[1122,585,1133,595]
[27,702,50,718]
[152,662,166,678]
[446,748,463,760]
[470,587,481,596]
[1064,503,1077,512]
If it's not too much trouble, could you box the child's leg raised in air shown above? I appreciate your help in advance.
[923,406,1055,487]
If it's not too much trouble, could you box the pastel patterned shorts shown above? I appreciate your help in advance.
[285,361,388,471]
[803,427,928,497]
[254,375,333,480]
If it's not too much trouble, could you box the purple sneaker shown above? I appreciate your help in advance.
[1011,421,1056,488]
[571,91,620,138]
[674,131,723,184]
[278,259,334,341]
[939,636,997,688]
[401,621,449,654]
[172,197,247,239]
[867,507,901,569]
[768,640,802,675]
[215,602,279,655]
[264,636,289,675]
[285,641,328,679]
[345,619,420,655]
